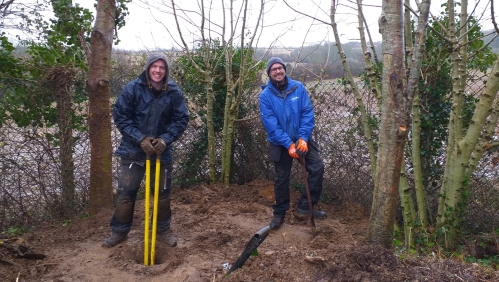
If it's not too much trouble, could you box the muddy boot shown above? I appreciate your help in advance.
[297,208,327,219]
[269,215,285,230]
[102,232,128,248]
[157,229,177,247]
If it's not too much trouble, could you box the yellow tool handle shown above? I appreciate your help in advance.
[144,155,151,265]
[151,154,161,265]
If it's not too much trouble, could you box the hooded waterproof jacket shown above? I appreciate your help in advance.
[113,71,189,164]
[259,76,314,149]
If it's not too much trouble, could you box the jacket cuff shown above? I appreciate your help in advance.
[138,134,147,145]
[159,133,173,145]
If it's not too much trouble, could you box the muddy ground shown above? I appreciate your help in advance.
[1,180,498,281]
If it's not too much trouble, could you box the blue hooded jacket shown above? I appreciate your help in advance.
[113,71,189,164]
[259,76,314,149]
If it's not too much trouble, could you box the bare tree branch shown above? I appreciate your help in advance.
[1,0,15,16]
[407,1,449,43]
[467,32,499,59]
[282,0,330,26]
[492,0,499,33]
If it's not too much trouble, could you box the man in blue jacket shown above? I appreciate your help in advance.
[103,53,189,247]
[259,57,326,230]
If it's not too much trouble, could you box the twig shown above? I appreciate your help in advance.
[331,225,343,234]
[348,233,357,247]
[304,255,325,265]
[0,257,15,265]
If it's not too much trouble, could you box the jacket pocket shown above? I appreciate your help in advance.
[269,143,282,163]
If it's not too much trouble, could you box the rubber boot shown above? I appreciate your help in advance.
[269,215,285,229]
[297,208,327,219]
[102,232,128,248]
[156,197,176,246]
[157,229,177,247]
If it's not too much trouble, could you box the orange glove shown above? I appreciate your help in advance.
[295,139,308,156]
[288,143,299,159]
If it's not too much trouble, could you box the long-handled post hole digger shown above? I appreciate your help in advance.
[144,154,161,265]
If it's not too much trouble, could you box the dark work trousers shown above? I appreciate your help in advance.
[269,139,324,217]
[110,158,173,234]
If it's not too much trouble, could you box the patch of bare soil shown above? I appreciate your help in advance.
[1,180,498,281]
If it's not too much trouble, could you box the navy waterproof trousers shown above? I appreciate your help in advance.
[109,158,173,234]
[269,139,324,217]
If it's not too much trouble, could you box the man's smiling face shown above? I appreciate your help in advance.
[269,63,285,83]
[148,60,166,84]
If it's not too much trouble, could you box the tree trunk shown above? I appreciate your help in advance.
[406,0,431,229]
[437,57,499,248]
[46,66,78,217]
[220,0,260,185]
[87,0,115,215]
[434,0,499,249]
[205,72,216,183]
[367,0,407,248]
[466,60,499,178]
[170,0,219,183]
[221,107,236,185]
[436,0,469,249]
[356,0,381,104]
[221,81,235,185]
[398,159,416,248]
[411,89,429,228]
[221,2,235,184]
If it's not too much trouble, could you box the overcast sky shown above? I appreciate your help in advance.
[76,0,383,51]
[8,1,495,51]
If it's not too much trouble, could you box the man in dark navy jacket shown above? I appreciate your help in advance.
[103,53,189,247]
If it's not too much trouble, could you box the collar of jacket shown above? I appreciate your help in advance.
[269,83,298,101]
[269,75,288,93]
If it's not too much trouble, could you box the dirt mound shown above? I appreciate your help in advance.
[1,180,497,281]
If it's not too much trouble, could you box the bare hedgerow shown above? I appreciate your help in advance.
[1,77,497,236]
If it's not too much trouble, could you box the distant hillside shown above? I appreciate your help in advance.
[256,41,381,80]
